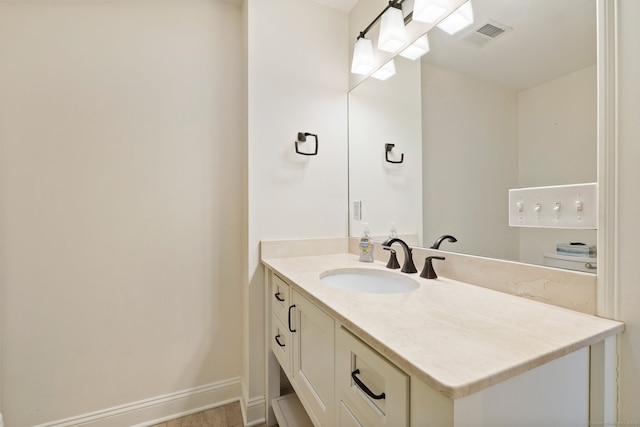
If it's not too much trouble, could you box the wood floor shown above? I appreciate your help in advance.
[148,401,267,427]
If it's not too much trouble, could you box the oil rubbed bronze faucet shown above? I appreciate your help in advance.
[430,234,457,250]
[382,238,417,274]
[420,256,446,279]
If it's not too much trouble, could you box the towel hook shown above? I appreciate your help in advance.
[295,132,318,156]
[385,143,404,164]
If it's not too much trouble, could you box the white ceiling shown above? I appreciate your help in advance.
[422,0,596,91]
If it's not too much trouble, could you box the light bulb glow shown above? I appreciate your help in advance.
[351,37,375,75]
[399,33,430,60]
[378,6,407,53]
[413,0,449,24]
[436,1,474,35]
[371,60,396,81]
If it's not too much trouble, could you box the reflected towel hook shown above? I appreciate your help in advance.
[295,132,318,156]
[385,143,404,164]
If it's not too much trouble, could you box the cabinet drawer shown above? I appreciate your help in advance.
[271,273,291,326]
[336,326,409,427]
[271,316,292,375]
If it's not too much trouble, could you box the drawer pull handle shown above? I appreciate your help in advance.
[288,305,296,333]
[585,262,597,270]
[351,369,386,400]
[275,334,286,347]
[275,292,285,302]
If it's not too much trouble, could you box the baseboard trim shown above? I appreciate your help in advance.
[245,396,266,427]
[33,378,244,427]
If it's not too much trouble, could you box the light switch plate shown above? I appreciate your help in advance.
[509,183,597,229]
[353,201,362,221]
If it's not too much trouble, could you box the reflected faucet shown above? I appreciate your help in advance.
[430,234,457,250]
[382,238,417,274]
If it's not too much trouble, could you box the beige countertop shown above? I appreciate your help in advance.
[262,253,624,399]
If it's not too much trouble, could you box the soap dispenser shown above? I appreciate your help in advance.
[359,223,374,263]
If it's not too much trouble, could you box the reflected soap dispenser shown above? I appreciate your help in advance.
[359,223,374,262]
[389,222,398,239]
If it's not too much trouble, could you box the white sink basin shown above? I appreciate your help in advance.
[319,268,419,294]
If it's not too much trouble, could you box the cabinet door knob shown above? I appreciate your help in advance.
[275,291,285,302]
[351,369,386,400]
[288,305,296,333]
[274,334,286,347]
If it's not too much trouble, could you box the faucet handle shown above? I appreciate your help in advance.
[383,247,400,269]
[420,256,446,279]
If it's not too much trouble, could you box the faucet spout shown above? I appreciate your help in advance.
[382,238,417,274]
[430,234,457,250]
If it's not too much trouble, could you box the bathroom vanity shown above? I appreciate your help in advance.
[262,244,623,427]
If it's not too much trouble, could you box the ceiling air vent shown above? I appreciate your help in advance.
[461,20,513,48]
[477,23,506,37]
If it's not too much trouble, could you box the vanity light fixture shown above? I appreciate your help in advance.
[350,0,407,76]
[351,37,375,75]
[371,59,396,81]
[412,0,450,24]
[377,3,407,53]
[399,33,430,60]
[436,0,474,35]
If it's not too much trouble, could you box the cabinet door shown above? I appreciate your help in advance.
[292,290,335,427]
[336,326,409,427]
[339,401,364,427]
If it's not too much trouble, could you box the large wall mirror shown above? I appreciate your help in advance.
[349,0,597,267]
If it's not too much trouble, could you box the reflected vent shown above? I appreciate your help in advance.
[462,20,512,48]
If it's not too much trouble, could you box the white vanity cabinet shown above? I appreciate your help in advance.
[269,271,412,427]
[265,265,612,427]
[269,272,335,427]
[269,270,406,427]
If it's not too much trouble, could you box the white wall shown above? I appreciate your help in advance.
[0,1,245,425]
[518,66,597,187]
[247,0,348,407]
[517,66,597,265]
[616,0,640,421]
[421,64,520,260]
[349,57,423,243]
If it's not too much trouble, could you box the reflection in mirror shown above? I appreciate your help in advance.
[348,0,597,268]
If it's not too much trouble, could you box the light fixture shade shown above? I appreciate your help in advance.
[413,0,449,24]
[371,59,396,81]
[399,33,430,60]
[436,0,474,35]
[351,37,375,75]
[377,6,407,53]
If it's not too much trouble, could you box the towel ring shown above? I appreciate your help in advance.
[385,143,404,164]
[295,132,318,156]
